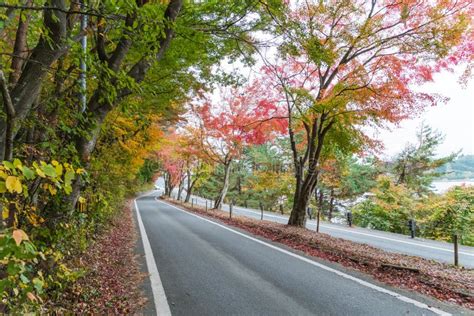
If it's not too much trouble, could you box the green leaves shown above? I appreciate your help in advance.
[21,166,35,180]
[42,165,56,178]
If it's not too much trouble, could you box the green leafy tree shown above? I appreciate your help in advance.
[419,186,474,246]
[353,175,417,234]
[393,124,457,196]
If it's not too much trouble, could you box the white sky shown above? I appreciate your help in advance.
[377,70,474,159]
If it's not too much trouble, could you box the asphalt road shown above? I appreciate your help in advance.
[135,193,466,316]
[176,192,474,269]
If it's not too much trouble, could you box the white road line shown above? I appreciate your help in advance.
[135,195,172,316]
[156,198,451,316]
[227,205,473,257]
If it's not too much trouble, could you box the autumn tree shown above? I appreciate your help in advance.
[155,131,186,197]
[256,0,473,226]
[178,134,213,203]
[0,0,286,205]
[190,85,287,209]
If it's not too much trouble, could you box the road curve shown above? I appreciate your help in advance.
[136,193,466,316]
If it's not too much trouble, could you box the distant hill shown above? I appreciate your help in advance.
[436,154,474,180]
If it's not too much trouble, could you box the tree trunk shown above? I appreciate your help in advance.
[287,158,320,226]
[287,116,334,227]
[184,170,197,203]
[0,0,68,158]
[214,161,231,210]
[177,176,184,200]
[9,0,33,87]
[318,189,324,212]
[164,172,174,197]
[288,182,314,227]
[328,188,335,221]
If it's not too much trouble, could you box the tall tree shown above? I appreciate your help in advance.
[255,0,472,226]
[393,124,457,196]
[190,85,287,209]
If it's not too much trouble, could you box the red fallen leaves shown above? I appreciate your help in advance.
[54,201,147,314]
[163,197,474,310]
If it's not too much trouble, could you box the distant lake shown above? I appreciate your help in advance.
[431,180,474,193]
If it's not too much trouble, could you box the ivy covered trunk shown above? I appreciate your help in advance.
[214,161,231,210]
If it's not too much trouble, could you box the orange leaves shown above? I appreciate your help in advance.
[12,229,29,246]
[267,0,472,130]
[189,85,288,164]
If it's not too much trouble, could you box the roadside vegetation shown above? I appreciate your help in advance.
[158,124,474,246]
[0,0,472,312]
[0,0,284,312]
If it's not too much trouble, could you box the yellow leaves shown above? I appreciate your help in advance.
[78,196,87,212]
[13,158,22,169]
[2,207,8,220]
[47,184,57,196]
[35,166,46,178]
[55,163,63,177]
[6,176,22,194]
[12,229,28,246]
[0,170,8,179]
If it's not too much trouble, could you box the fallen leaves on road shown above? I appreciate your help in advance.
[163,197,474,310]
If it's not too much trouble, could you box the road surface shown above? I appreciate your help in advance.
[170,191,474,269]
[135,192,468,315]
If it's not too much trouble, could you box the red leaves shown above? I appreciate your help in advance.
[190,85,288,163]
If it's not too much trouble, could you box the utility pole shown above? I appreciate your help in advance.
[80,0,88,112]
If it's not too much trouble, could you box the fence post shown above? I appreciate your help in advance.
[229,201,233,219]
[205,200,208,212]
[408,219,416,239]
[347,211,352,227]
[279,204,284,214]
[454,234,459,267]
[260,202,264,220]
[316,208,320,233]
[191,198,194,208]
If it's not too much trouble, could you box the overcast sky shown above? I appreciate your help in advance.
[377,70,474,159]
